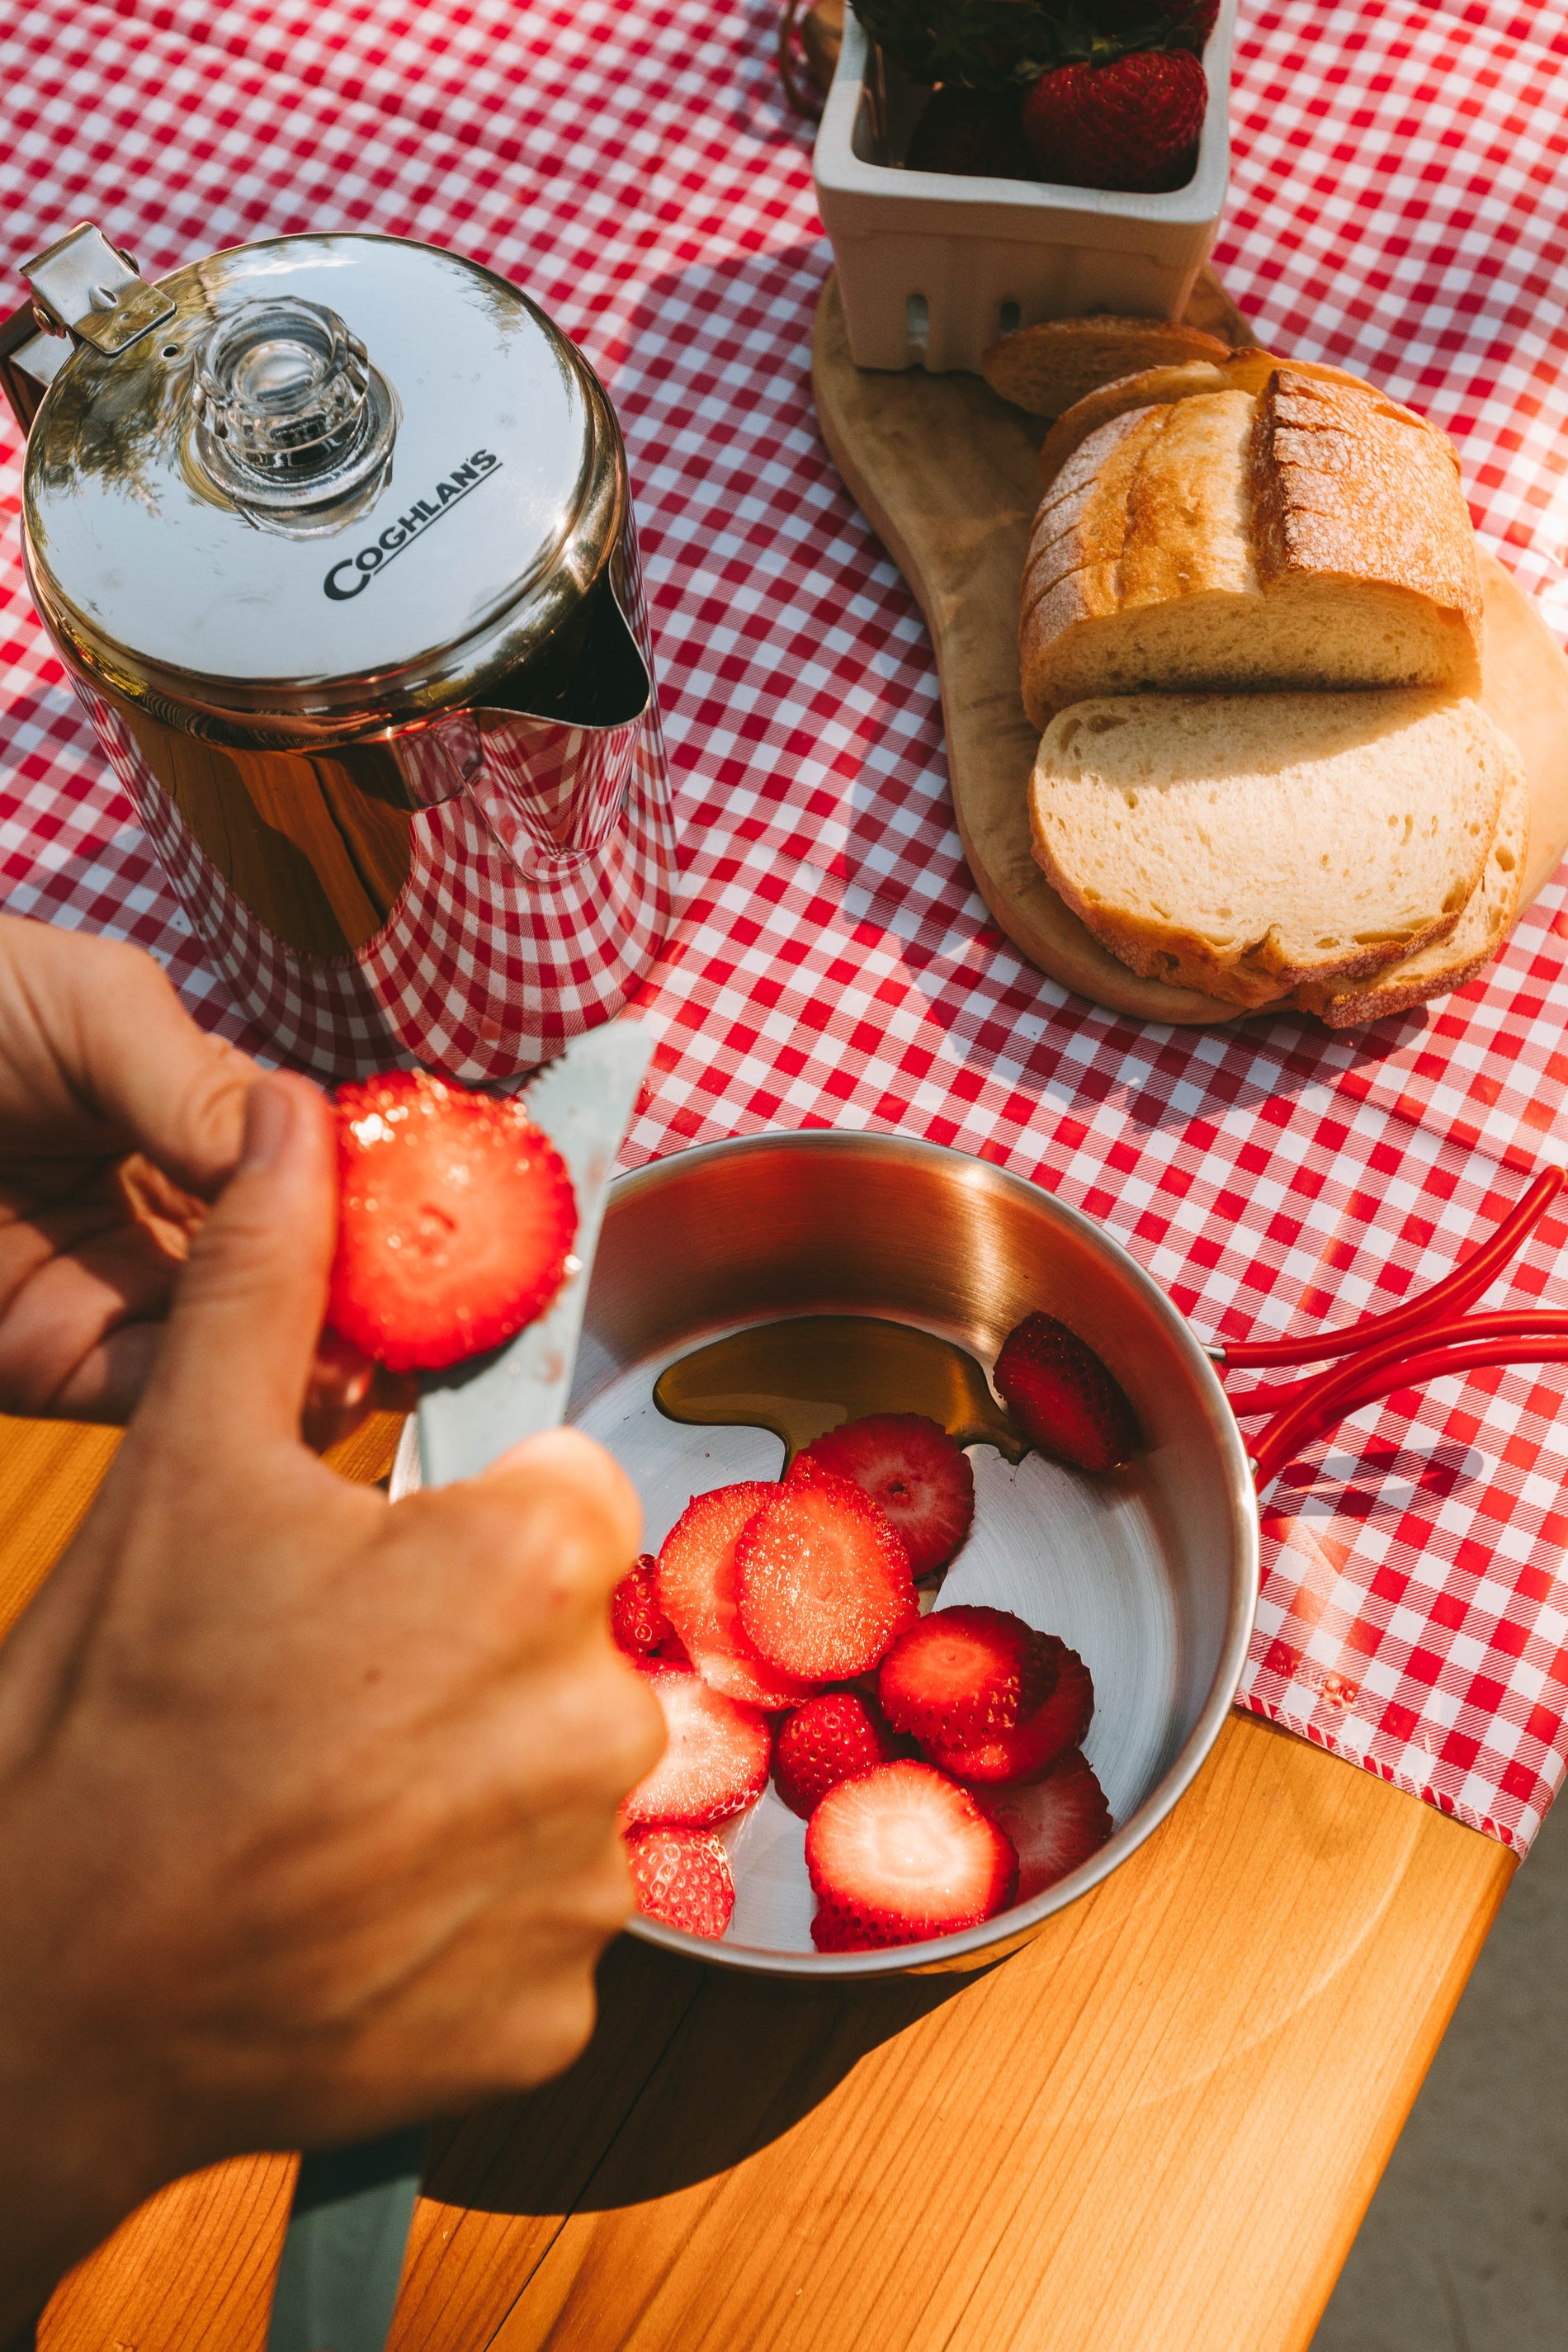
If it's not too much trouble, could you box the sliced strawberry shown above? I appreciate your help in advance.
[789,1414,975,1578]
[326,1070,578,1376]
[655,1485,814,1708]
[993,1312,1138,1473]
[611,1554,687,1664]
[735,1470,919,1683]
[805,1760,1018,1951]
[923,1639,1093,1785]
[624,1823,735,1941]
[621,1667,771,1829]
[971,1750,1112,1900]
[772,1689,909,1820]
[877,1605,1056,1748]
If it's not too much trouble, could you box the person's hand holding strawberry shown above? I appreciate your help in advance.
[0,914,380,1442]
[0,919,665,2336]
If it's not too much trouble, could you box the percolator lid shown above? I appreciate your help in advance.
[21,229,625,737]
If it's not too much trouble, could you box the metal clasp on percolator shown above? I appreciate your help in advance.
[21,222,177,356]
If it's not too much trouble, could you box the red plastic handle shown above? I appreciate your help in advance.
[1228,1310,1568,1419]
[1216,1166,1564,1372]
[1249,1330,1568,1495]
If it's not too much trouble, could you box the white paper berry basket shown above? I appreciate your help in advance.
[813,0,1239,372]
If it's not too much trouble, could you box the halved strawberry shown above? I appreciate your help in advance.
[993,1312,1138,1473]
[621,1667,771,1829]
[624,1823,735,1940]
[611,1554,687,1664]
[971,1750,1112,1900]
[805,1760,1018,1951]
[876,1605,1056,1748]
[772,1689,909,1820]
[788,1414,975,1578]
[326,1070,578,1376]
[655,1485,814,1708]
[735,1470,919,1682]
[923,1639,1093,1785]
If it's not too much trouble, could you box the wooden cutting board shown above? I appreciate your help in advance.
[812,272,1568,1028]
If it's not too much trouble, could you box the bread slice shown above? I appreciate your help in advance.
[1027,691,1513,1008]
[1020,368,1484,725]
[1295,757,1528,1027]
[980,316,1233,420]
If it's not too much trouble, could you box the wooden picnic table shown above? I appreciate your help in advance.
[2,1407,1509,2352]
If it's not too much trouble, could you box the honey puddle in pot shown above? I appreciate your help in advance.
[652,1314,1027,1472]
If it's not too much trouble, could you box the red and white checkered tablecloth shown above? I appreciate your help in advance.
[4,0,1568,1848]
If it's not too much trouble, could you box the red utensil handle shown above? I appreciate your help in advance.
[1227,1310,1568,1418]
[1250,1333,1568,1495]
[1216,1166,1564,1372]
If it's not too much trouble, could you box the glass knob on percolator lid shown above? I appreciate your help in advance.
[189,297,398,512]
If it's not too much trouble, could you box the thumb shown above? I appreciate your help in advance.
[137,1073,339,1448]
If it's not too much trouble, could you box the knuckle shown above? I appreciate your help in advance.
[484,1433,641,1601]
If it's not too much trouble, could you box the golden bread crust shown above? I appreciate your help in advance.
[980,314,1233,420]
[1250,367,1482,643]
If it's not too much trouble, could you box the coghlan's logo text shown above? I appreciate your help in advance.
[323,451,501,600]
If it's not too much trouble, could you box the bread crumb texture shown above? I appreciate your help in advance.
[1295,758,1529,1027]
[1028,690,1517,1007]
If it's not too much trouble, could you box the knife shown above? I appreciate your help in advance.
[265,1018,654,2352]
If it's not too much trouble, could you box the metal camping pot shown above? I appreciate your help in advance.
[1,224,677,1079]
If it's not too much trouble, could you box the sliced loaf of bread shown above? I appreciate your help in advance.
[1020,368,1484,725]
[1027,691,1514,1008]
[1295,758,1528,1027]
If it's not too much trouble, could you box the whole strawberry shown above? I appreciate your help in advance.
[773,1689,909,1820]
[1022,47,1207,193]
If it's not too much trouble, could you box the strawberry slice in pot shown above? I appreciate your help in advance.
[993,1311,1138,1474]
[326,1069,578,1376]
[656,1484,814,1708]
[876,1604,1056,1749]
[971,1750,1112,1901]
[923,1639,1093,1786]
[624,1823,735,1941]
[621,1666,772,1830]
[789,1413,975,1578]
[735,1470,919,1683]
[805,1760,1018,1952]
[611,1554,687,1665]
[772,1689,909,1821]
